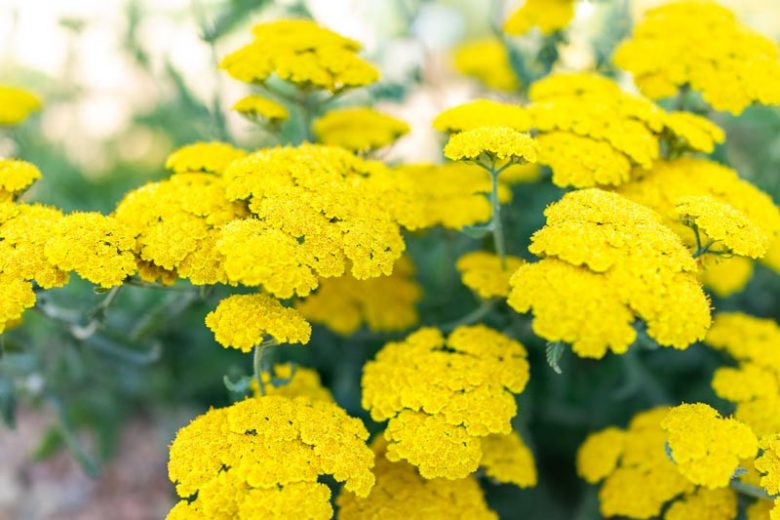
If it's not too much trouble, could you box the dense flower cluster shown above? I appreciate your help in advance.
[250,364,334,403]
[456,251,524,299]
[167,395,375,519]
[312,107,410,152]
[164,141,247,175]
[453,38,520,92]
[0,159,41,200]
[509,188,710,358]
[232,94,289,123]
[433,100,532,133]
[479,431,537,488]
[0,85,41,125]
[443,126,537,164]
[362,326,530,479]
[614,0,780,114]
[503,0,576,36]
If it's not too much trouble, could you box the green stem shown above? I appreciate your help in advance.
[254,344,266,396]
[730,479,774,501]
[692,238,716,259]
[441,300,496,332]
[489,166,507,268]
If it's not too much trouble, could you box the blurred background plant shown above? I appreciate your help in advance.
[0,0,779,518]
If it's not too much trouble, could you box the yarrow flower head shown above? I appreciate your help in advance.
[0,85,41,126]
[250,364,334,403]
[220,19,379,92]
[503,0,576,36]
[167,395,375,519]
[443,126,537,165]
[433,100,532,133]
[232,95,289,123]
[509,189,711,358]
[0,159,41,200]
[755,435,780,497]
[205,293,311,352]
[614,0,780,114]
[453,38,520,92]
[662,403,758,489]
[662,111,725,154]
[362,325,530,479]
[312,107,410,152]
[164,141,247,175]
[479,431,538,488]
[456,251,524,299]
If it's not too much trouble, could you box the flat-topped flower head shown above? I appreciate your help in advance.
[362,325,529,479]
[662,111,725,154]
[664,488,737,520]
[0,276,36,334]
[205,293,311,351]
[167,395,375,519]
[676,195,769,259]
[453,38,520,92]
[433,100,532,133]
[444,126,537,165]
[456,251,524,299]
[480,431,537,488]
[614,0,780,114]
[0,86,41,126]
[662,403,758,489]
[220,19,379,92]
[232,95,289,123]
[250,364,333,403]
[165,141,247,175]
[0,159,41,200]
[755,435,780,499]
[313,107,410,152]
[503,0,576,35]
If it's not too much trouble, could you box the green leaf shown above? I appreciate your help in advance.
[546,342,565,375]
[223,374,252,394]
[33,426,66,461]
[460,222,493,239]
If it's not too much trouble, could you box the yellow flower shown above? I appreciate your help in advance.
[663,111,725,153]
[480,431,537,488]
[664,488,737,520]
[453,38,520,92]
[167,395,375,519]
[433,99,532,133]
[755,434,780,496]
[0,85,41,126]
[662,403,758,489]
[503,0,576,36]
[698,256,753,297]
[295,257,421,335]
[614,1,780,114]
[362,325,530,479]
[205,293,311,351]
[165,141,247,175]
[576,427,626,484]
[747,500,775,520]
[338,438,498,519]
[456,251,524,299]
[705,313,780,368]
[443,126,537,164]
[509,189,710,358]
[313,107,409,152]
[250,364,334,403]
[232,94,288,123]
[220,19,379,92]
[44,212,137,288]
[0,275,36,334]
[676,195,769,258]
[0,159,41,198]
[535,131,632,187]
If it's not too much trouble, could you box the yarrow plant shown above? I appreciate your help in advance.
[2,1,780,519]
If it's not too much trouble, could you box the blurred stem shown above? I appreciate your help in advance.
[254,345,266,396]
[441,300,496,332]
[489,166,506,266]
[730,480,774,501]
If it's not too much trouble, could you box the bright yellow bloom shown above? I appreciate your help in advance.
[232,94,288,122]
[662,403,758,489]
[503,0,576,35]
[250,364,333,402]
[453,38,520,92]
[663,111,725,153]
[756,435,780,496]
[699,256,753,297]
[167,395,375,519]
[338,438,498,519]
[136,260,177,286]
[535,131,632,187]
[614,1,780,114]
[220,19,379,92]
[456,251,524,299]
[576,427,626,484]
[0,86,41,126]
[480,431,537,488]
[296,257,420,335]
[313,107,409,152]
[0,159,41,198]
[664,488,737,520]
[509,189,710,358]
[443,126,537,164]
[205,293,311,351]
[433,100,532,133]
[165,141,247,175]
[676,195,769,258]
[0,275,36,334]
[44,212,137,288]
[362,325,529,479]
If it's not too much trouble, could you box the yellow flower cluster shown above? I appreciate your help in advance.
[338,438,498,519]
[164,141,247,175]
[756,435,780,496]
[503,0,576,36]
[443,126,537,164]
[480,431,537,488]
[664,488,737,520]
[0,85,41,126]
[509,188,710,358]
[250,364,334,403]
[362,326,530,478]
[0,159,41,200]
[44,212,138,288]
[614,1,780,114]
[676,195,769,258]
[662,403,757,489]
[527,72,724,187]
[456,251,524,299]
[205,294,311,351]
[296,257,420,335]
[433,100,532,133]
[220,19,379,92]
[394,163,512,230]
[232,95,289,123]
[167,395,375,519]
[220,144,421,296]
[576,408,694,518]
[706,313,780,437]
[312,107,410,152]
[453,38,520,92]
